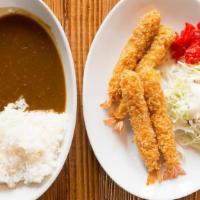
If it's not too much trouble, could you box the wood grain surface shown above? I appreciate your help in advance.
[39,0,200,199]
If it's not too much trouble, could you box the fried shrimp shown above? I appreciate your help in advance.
[141,68,185,180]
[136,25,176,73]
[108,25,176,132]
[120,70,161,184]
[101,10,161,109]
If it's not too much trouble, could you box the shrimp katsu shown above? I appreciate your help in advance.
[120,70,161,184]
[101,10,160,109]
[101,10,188,184]
[136,25,176,73]
[106,25,176,132]
[141,68,185,180]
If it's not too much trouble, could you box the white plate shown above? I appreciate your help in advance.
[0,1,77,200]
[83,0,200,199]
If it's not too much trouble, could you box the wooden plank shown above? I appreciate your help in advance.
[39,0,200,199]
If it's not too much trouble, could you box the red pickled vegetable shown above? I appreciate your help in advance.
[170,34,186,60]
[181,23,195,38]
[192,30,200,40]
[170,22,200,64]
[197,22,200,30]
[185,42,200,64]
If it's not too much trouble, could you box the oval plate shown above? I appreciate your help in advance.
[83,0,200,199]
[0,0,77,199]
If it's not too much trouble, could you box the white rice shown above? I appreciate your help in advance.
[0,98,68,188]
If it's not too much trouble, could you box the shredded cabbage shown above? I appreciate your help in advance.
[162,61,200,148]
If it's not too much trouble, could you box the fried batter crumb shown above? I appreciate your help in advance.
[102,10,161,108]
[141,68,185,180]
[121,70,161,183]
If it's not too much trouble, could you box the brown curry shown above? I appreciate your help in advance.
[0,10,66,112]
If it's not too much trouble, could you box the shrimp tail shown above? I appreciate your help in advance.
[162,164,186,180]
[147,170,159,185]
[100,98,112,109]
[104,118,124,133]
[147,169,163,185]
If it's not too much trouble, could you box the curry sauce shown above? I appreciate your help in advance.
[0,11,66,112]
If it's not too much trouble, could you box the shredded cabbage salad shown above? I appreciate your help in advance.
[161,61,200,148]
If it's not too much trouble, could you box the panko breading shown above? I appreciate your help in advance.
[120,70,161,184]
[141,68,185,180]
[108,25,176,132]
[136,25,176,73]
[101,10,160,109]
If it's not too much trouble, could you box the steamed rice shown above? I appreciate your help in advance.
[0,98,68,188]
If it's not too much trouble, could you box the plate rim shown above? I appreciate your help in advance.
[31,0,77,199]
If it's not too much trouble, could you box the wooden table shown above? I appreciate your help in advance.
[40,1,200,199]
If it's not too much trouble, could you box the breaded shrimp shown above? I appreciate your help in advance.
[108,25,176,132]
[120,70,161,184]
[136,25,176,73]
[101,10,161,109]
[141,68,185,180]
